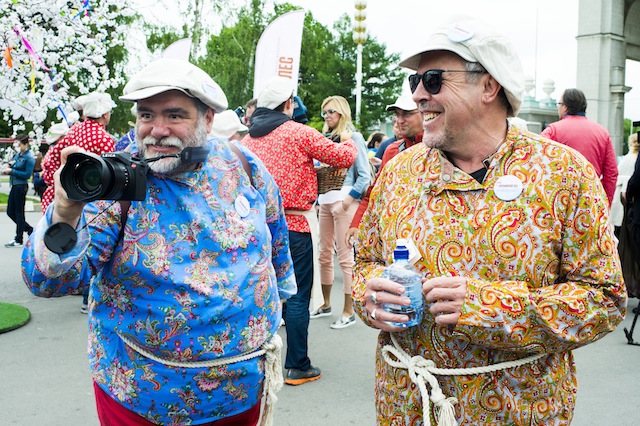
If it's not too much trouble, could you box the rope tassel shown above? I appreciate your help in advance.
[381,333,544,426]
[258,334,284,426]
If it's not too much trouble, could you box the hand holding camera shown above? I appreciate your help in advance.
[52,146,91,229]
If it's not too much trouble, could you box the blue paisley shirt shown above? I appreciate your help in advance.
[22,140,297,425]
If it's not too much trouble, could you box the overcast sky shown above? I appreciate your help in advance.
[287,0,640,122]
[136,0,640,122]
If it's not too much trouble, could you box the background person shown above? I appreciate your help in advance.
[32,147,46,200]
[22,58,296,425]
[612,132,639,235]
[3,134,35,247]
[541,88,618,205]
[244,98,257,127]
[210,109,248,141]
[366,131,386,156]
[346,93,423,246]
[242,76,357,385]
[40,92,116,212]
[311,95,371,330]
[353,18,626,425]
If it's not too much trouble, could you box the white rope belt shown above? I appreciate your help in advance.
[119,332,284,426]
[381,333,544,426]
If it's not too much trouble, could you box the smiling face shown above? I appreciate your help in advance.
[411,51,486,153]
[135,90,214,174]
[393,108,423,139]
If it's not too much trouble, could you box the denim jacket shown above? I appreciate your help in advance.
[343,131,371,199]
[10,150,35,186]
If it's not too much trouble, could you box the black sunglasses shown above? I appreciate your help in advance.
[408,69,487,94]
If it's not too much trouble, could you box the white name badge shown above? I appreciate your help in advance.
[494,175,523,201]
[235,195,251,217]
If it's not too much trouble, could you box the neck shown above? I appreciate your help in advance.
[446,131,507,174]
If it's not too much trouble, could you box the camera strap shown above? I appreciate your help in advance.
[117,201,131,243]
[229,143,254,189]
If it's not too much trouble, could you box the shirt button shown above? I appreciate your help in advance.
[442,174,451,182]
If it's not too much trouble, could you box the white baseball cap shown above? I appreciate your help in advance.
[399,18,524,116]
[257,77,294,110]
[210,110,248,139]
[45,122,70,144]
[83,92,115,118]
[386,93,418,112]
[120,58,228,113]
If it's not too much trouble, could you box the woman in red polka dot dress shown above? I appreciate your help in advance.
[41,92,116,212]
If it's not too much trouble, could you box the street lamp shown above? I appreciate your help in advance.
[353,0,367,126]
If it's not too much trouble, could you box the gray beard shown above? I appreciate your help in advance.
[137,118,208,175]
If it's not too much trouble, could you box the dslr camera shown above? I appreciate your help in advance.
[60,151,148,202]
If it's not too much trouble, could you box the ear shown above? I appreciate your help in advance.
[482,74,502,105]
[204,109,215,133]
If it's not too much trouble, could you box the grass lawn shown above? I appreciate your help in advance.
[0,192,40,205]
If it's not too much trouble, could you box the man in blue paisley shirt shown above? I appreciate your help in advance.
[22,58,296,425]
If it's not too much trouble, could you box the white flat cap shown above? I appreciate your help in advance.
[120,58,228,113]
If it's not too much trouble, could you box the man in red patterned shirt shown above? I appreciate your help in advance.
[41,92,116,212]
[242,77,357,386]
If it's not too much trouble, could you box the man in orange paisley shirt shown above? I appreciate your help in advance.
[353,17,627,426]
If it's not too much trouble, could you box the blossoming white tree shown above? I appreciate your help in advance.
[0,0,135,134]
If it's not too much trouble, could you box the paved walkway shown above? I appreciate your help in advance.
[0,189,638,425]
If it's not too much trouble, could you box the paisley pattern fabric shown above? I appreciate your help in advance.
[23,140,296,425]
[353,126,627,425]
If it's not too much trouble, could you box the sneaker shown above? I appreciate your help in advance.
[285,366,322,386]
[330,315,356,329]
[4,240,22,248]
[80,303,88,314]
[279,318,285,328]
[309,306,332,319]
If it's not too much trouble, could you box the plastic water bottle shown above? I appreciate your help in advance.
[381,239,424,328]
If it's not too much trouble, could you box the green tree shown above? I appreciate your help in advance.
[0,1,138,138]
[199,0,269,109]
[199,2,403,134]
[326,15,404,133]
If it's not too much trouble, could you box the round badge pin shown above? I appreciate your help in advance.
[493,175,523,201]
[235,195,251,217]
[447,23,474,43]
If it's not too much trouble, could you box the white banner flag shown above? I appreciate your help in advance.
[162,38,192,61]
[253,10,305,98]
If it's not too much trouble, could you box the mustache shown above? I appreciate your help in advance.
[141,135,183,148]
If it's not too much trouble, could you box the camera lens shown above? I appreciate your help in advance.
[60,151,147,202]
[76,162,102,193]
[60,153,109,201]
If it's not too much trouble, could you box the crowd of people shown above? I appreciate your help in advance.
[5,14,635,426]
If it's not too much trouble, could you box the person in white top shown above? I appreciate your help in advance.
[611,132,639,234]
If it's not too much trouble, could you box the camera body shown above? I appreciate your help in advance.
[60,151,148,202]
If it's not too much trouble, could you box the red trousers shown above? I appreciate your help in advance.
[93,382,261,425]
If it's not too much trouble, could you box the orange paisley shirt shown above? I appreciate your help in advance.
[353,125,627,426]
